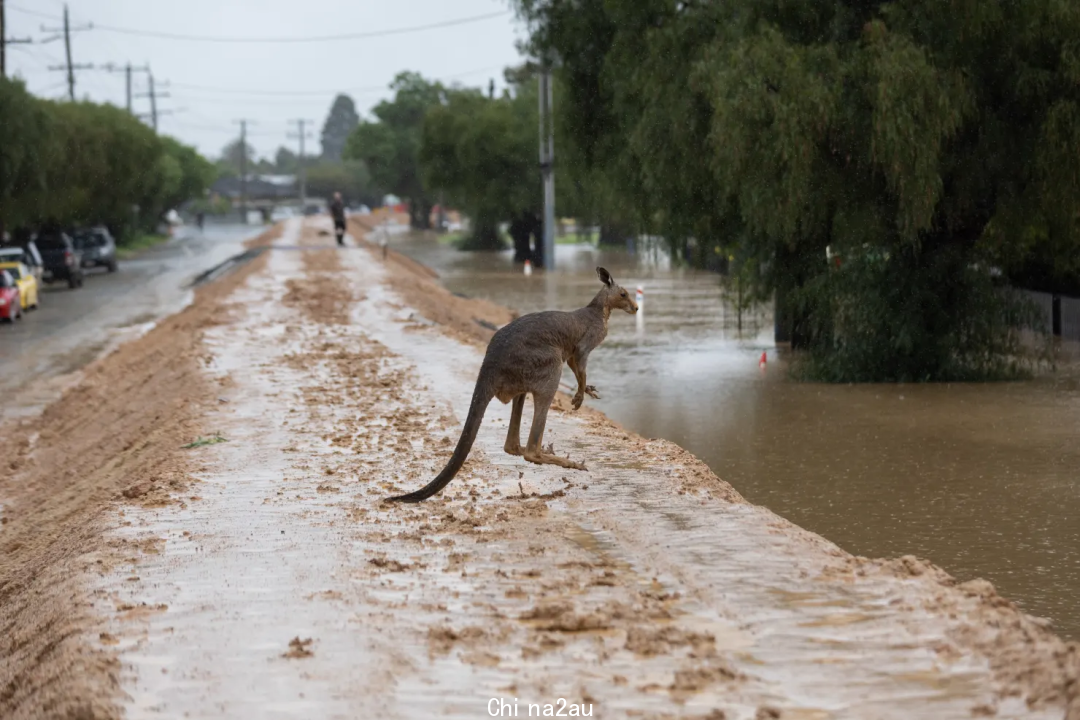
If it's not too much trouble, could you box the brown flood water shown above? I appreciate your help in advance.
[391,231,1080,640]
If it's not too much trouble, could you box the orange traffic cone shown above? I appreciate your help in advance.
[759,351,767,369]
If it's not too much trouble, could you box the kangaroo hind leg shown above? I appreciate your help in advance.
[522,384,588,471]
[504,394,525,456]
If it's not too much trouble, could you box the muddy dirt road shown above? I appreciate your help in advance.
[1,218,1077,720]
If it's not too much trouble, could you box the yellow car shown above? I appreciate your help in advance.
[0,262,39,310]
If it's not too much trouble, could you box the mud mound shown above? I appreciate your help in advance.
[0,227,278,720]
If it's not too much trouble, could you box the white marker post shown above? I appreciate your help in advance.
[635,285,644,336]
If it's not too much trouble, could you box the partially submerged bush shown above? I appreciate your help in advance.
[793,245,1049,382]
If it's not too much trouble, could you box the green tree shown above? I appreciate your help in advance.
[419,80,540,251]
[0,77,215,241]
[217,138,256,176]
[515,0,1080,381]
[305,160,380,207]
[274,146,299,174]
[0,78,53,238]
[344,72,442,229]
[320,94,360,162]
[158,137,216,216]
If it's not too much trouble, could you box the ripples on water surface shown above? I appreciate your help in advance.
[392,232,1080,639]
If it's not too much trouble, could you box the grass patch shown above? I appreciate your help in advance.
[556,231,597,246]
[181,434,228,449]
[117,233,169,259]
[437,231,466,246]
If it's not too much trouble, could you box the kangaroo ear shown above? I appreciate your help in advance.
[596,266,614,288]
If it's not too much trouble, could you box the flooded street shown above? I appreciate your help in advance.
[3,218,1075,719]
[391,231,1080,641]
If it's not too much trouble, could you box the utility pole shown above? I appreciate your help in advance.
[148,73,157,129]
[133,68,169,131]
[42,4,93,101]
[98,62,148,114]
[2,0,34,78]
[234,120,256,221]
[287,119,314,204]
[537,65,556,270]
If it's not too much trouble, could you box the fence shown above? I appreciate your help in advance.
[1022,289,1080,341]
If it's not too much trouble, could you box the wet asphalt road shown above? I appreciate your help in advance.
[0,223,263,420]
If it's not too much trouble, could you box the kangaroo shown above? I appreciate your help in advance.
[386,267,638,503]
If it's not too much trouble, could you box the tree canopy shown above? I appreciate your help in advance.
[320,94,360,162]
[216,138,257,177]
[0,77,214,241]
[344,72,442,228]
[419,79,540,250]
[513,0,1080,381]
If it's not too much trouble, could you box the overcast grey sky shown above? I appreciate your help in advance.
[5,0,525,161]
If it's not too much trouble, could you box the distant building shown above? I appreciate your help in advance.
[210,174,298,201]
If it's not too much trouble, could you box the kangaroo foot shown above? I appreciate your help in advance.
[504,442,523,456]
[523,449,588,471]
[584,385,601,400]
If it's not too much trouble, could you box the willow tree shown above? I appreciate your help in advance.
[515,0,1080,381]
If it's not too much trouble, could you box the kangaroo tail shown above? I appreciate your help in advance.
[386,369,495,503]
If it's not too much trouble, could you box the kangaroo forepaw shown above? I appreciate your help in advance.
[584,385,601,400]
[571,393,584,411]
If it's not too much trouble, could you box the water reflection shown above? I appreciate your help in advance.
[392,232,1080,640]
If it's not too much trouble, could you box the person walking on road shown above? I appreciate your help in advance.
[330,192,347,246]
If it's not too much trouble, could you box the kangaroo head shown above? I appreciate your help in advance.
[596,267,638,315]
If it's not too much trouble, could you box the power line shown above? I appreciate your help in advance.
[97,10,510,44]
[165,64,508,98]
[6,4,510,44]
[97,61,149,113]
[41,3,92,101]
[3,3,56,21]
[2,0,35,78]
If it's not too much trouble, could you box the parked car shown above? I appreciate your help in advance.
[33,230,84,289]
[270,206,295,222]
[0,241,45,285]
[0,262,39,310]
[0,270,21,322]
[72,226,119,273]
